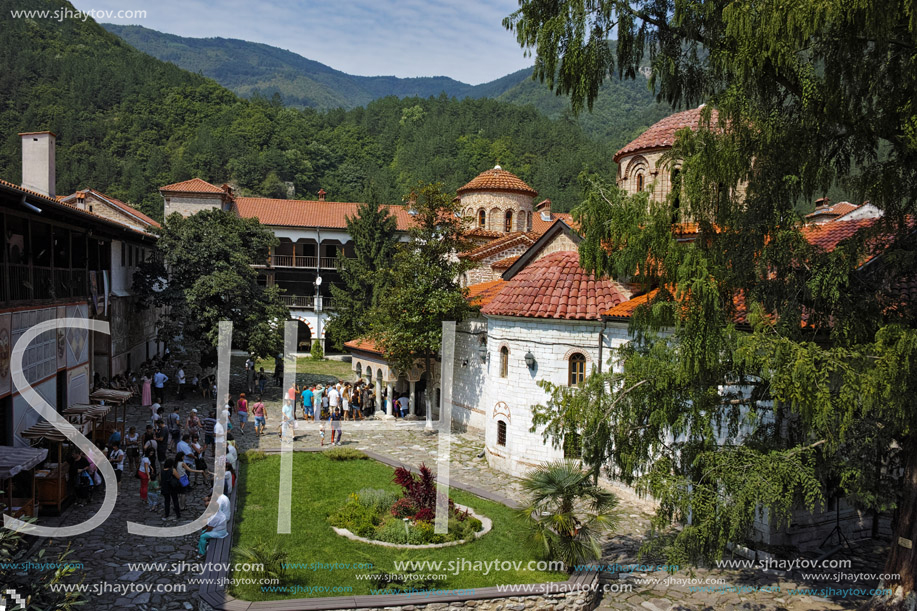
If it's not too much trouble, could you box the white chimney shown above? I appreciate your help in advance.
[19,131,56,197]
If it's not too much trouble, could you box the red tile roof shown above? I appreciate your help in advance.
[465,227,506,239]
[800,218,879,253]
[234,197,415,231]
[159,178,225,194]
[64,189,160,229]
[481,251,631,320]
[531,212,573,234]
[491,255,520,269]
[457,166,537,197]
[459,232,538,261]
[343,338,383,355]
[806,202,860,220]
[614,105,719,162]
[603,289,659,319]
[466,279,506,308]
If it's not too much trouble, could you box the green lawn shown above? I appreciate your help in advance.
[255,356,354,381]
[229,453,567,600]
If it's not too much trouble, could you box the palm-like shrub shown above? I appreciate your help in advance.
[519,459,618,569]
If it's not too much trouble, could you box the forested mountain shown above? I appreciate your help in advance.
[103,24,673,150]
[0,0,615,221]
[101,24,476,109]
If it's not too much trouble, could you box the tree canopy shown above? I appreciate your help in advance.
[326,189,400,350]
[368,183,474,383]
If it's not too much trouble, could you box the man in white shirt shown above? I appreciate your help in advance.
[328,386,340,410]
[153,369,168,403]
[198,495,229,555]
[177,365,186,400]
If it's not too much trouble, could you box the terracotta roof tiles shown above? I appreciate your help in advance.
[614,106,719,162]
[457,166,537,196]
[343,338,383,355]
[481,251,630,320]
[466,279,506,308]
[491,255,520,270]
[234,197,414,231]
[159,178,225,194]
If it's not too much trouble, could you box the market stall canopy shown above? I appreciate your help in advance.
[20,423,71,443]
[64,404,112,419]
[90,389,132,404]
[0,446,48,479]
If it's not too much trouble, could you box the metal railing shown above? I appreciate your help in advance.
[279,295,315,308]
[277,295,334,310]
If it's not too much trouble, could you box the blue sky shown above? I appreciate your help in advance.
[71,0,534,84]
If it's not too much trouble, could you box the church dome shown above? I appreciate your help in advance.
[457,166,538,197]
[614,105,719,162]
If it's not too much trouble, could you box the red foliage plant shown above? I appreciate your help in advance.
[392,463,454,513]
[412,507,435,522]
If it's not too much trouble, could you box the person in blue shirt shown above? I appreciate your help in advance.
[301,385,313,421]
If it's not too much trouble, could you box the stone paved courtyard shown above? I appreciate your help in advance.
[27,361,888,611]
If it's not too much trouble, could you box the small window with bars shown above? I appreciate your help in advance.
[497,420,507,446]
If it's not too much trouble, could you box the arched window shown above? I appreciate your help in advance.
[500,346,509,378]
[526,211,532,231]
[636,173,645,192]
[504,210,514,232]
[478,209,486,228]
[497,420,507,446]
[568,353,586,386]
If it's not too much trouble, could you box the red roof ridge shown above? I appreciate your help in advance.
[459,231,538,261]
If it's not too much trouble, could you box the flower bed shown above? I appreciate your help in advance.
[328,464,487,545]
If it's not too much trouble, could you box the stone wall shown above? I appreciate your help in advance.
[163,193,225,218]
[464,242,532,286]
[460,191,534,234]
[531,234,580,262]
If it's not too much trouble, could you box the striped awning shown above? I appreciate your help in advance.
[0,446,48,480]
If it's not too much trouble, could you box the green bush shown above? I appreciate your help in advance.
[328,499,379,537]
[355,488,400,514]
[243,449,267,462]
[374,517,411,543]
[310,340,324,360]
[324,447,368,461]
[411,520,447,544]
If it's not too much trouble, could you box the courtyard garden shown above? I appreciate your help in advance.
[228,451,568,600]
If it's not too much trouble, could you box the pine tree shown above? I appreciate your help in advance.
[325,190,399,349]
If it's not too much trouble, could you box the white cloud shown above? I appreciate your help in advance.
[72,0,532,84]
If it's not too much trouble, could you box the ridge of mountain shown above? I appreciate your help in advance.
[102,24,673,148]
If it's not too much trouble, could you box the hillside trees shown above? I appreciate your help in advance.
[507,0,917,602]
